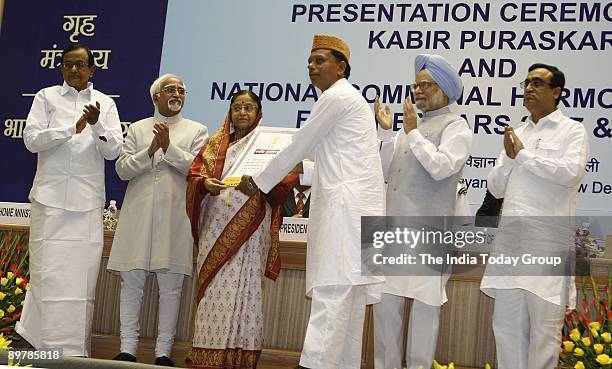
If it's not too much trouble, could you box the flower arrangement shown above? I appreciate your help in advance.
[0,333,32,366]
[575,223,607,258]
[102,208,118,231]
[0,231,29,340]
[559,276,612,369]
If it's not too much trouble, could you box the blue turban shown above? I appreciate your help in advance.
[414,54,463,104]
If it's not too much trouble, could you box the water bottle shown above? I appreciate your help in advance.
[107,200,118,220]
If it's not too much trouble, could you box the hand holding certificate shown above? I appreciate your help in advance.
[223,126,297,186]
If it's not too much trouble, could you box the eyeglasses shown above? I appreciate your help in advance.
[161,85,187,95]
[519,78,554,89]
[231,104,256,113]
[410,81,438,91]
[62,61,89,70]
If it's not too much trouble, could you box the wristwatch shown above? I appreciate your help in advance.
[246,176,258,192]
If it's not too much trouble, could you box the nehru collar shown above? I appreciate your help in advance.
[423,105,451,118]
[154,109,183,124]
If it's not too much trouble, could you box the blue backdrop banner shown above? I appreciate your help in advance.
[0,0,169,207]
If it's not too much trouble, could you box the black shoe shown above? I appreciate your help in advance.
[294,366,310,369]
[113,352,137,362]
[155,356,175,366]
[11,333,35,349]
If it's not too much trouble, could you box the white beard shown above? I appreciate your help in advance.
[168,100,182,112]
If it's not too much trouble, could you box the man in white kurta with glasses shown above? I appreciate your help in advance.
[108,74,208,366]
[482,63,589,369]
[18,43,123,356]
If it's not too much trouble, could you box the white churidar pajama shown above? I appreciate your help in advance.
[118,270,184,357]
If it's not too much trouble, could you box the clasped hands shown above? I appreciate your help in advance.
[75,101,101,134]
[503,126,524,159]
[374,96,417,134]
[147,122,171,157]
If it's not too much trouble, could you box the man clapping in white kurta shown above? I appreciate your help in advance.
[481,63,589,369]
[107,74,208,366]
[19,43,123,357]
[374,55,472,369]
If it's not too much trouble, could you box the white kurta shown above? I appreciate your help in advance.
[379,108,472,306]
[18,82,122,356]
[108,112,208,275]
[23,82,123,211]
[481,109,589,308]
[253,78,385,300]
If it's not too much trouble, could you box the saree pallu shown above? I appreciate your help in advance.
[188,187,271,369]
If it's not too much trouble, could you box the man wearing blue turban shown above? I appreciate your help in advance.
[374,54,472,369]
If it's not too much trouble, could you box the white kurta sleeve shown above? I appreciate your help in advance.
[299,160,315,186]
[378,128,397,182]
[405,119,472,181]
[163,125,209,176]
[90,100,123,160]
[23,90,76,153]
[514,125,589,187]
[487,150,516,199]
[115,125,153,181]
[253,92,341,193]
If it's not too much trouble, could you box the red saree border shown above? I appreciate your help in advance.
[195,192,266,304]
[187,347,262,369]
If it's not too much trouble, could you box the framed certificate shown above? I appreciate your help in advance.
[223,126,297,185]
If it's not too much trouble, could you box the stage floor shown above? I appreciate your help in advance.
[91,334,480,368]
[9,332,481,369]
